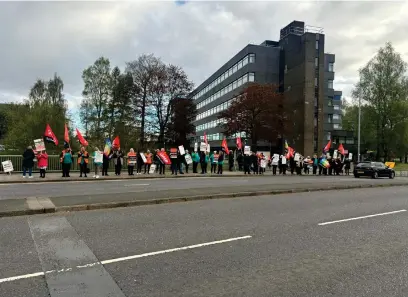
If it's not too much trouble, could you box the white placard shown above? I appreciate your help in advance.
[244,146,250,155]
[333,150,338,159]
[281,156,287,165]
[326,152,331,158]
[294,153,300,161]
[94,152,103,163]
[200,142,207,152]
[34,139,45,151]
[194,142,198,152]
[260,159,267,168]
[185,154,193,165]
[2,160,14,173]
[140,152,147,163]
[348,153,353,160]
[149,164,156,174]
[206,144,211,153]
[272,154,279,165]
[178,145,185,155]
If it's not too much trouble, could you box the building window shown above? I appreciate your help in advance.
[328,114,333,123]
[338,137,345,144]
[249,54,255,63]
[315,40,319,50]
[328,80,333,89]
[329,63,334,72]
[346,138,355,144]
[333,114,340,120]
[333,124,341,130]
[315,57,318,68]
[327,132,331,140]
[333,105,340,110]
[249,72,255,82]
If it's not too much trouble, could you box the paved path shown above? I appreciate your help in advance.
[3,186,408,296]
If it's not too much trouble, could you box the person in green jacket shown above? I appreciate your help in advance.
[191,151,200,173]
[217,151,225,174]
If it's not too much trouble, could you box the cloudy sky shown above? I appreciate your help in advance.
[1,0,408,119]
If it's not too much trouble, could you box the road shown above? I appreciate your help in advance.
[0,175,403,200]
[2,186,408,296]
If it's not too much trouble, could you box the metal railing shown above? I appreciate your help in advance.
[0,155,131,173]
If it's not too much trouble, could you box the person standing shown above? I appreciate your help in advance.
[312,154,318,175]
[210,151,218,174]
[37,150,48,178]
[272,155,278,175]
[344,157,351,175]
[251,152,258,174]
[217,151,224,174]
[136,151,144,175]
[192,150,200,173]
[200,151,208,174]
[77,146,89,178]
[127,148,136,176]
[237,152,243,171]
[60,147,73,177]
[158,148,166,175]
[112,147,124,175]
[92,148,103,178]
[243,153,251,175]
[144,150,153,174]
[183,150,189,174]
[102,151,112,176]
[228,151,234,171]
[22,146,35,178]
[177,149,185,174]
[281,155,287,175]
[170,148,178,175]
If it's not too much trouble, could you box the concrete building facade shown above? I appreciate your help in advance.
[189,20,351,156]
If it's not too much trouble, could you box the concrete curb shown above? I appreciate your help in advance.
[1,182,408,218]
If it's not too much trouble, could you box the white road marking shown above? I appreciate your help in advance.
[318,209,407,226]
[123,183,150,187]
[0,235,252,284]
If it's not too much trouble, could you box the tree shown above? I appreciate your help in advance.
[151,64,194,146]
[219,83,286,150]
[166,97,197,146]
[81,57,112,142]
[351,42,408,160]
[125,54,161,147]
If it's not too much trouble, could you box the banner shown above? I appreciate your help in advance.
[281,156,287,165]
[34,139,45,151]
[94,152,103,163]
[178,145,185,155]
[149,164,156,174]
[244,146,250,155]
[348,153,353,160]
[194,142,198,152]
[333,150,338,159]
[185,154,193,165]
[1,160,14,173]
[157,151,171,165]
[294,153,300,161]
[128,154,137,165]
[140,152,147,163]
[200,142,206,152]
[272,154,279,165]
[260,159,267,168]
[170,148,177,159]
[44,124,58,146]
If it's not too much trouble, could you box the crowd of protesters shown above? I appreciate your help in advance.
[17,145,352,179]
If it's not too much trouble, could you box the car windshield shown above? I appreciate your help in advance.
[356,162,374,168]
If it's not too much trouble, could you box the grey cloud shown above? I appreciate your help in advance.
[0,1,407,107]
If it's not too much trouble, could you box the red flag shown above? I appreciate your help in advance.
[222,138,230,154]
[76,128,88,146]
[323,139,332,153]
[236,137,242,150]
[204,131,208,145]
[43,124,58,146]
[64,123,70,146]
[112,136,120,149]
[286,146,294,159]
[338,143,345,155]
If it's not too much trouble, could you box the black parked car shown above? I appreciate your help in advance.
[353,162,395,179]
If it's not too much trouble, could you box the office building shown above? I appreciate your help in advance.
[190,20,349,156]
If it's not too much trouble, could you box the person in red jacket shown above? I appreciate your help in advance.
[37,150,49,178]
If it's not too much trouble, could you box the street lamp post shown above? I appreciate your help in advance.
[357,91,361,162]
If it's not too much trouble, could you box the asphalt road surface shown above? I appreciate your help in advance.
[0,175,403,200]
[2,186,408,296]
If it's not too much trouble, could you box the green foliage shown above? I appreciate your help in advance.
[3,74,69,153]
[347,42,408,160]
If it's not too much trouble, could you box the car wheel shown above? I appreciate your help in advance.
[372,172,378,179]
[389,172,395,179]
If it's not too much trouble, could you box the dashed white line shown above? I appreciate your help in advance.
[0,235,252,284]
[318,209,407,226]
